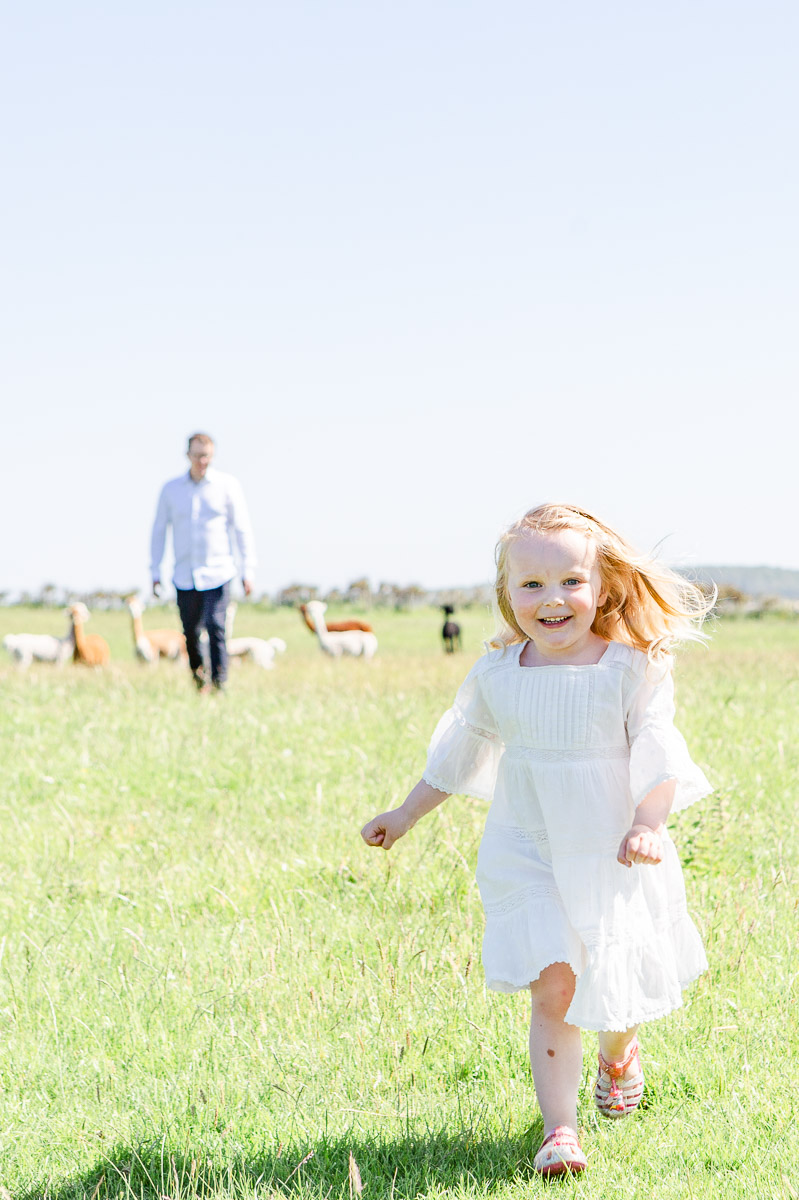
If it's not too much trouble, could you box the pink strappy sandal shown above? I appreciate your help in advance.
[594,1037,645,1118]
[533,1125,587,1177]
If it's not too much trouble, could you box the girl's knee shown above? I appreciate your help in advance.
[530,963,576,1021]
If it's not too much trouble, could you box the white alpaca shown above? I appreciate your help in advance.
[304,601,378,659]
[3,612,75,668]
[227,636,287,669]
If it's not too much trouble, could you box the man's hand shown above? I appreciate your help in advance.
[617,823,664,868]
[243,579,253,597]
[152,580,162,599]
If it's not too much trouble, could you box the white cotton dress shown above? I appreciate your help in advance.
[422,640,710,1032]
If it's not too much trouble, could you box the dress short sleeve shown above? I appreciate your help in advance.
[422,658,504,801]
[625,656,711,813]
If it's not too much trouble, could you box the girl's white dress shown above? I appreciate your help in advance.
[422,641,710,1032]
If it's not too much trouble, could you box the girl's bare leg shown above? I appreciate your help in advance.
[598,1026,639,1068]
[529,963,583,1132]
[594,1024,644,1116]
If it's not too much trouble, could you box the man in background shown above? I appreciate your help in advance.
[150,432,256,692]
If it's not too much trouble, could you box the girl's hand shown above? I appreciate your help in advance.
[361,807,416,851]
[617,823,664,868]
[361,781,450,852]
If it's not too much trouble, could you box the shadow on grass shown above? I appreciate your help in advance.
[17,1122,548,1200]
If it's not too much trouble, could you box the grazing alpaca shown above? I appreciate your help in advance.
[441,605,462,654]
[305,601,378,660]
[227,636,287,669]
[70,603,111,667]
[299,603,373,634]
[126,597,187,663]
[3,614,74,668]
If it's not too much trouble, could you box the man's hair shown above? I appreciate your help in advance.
[187,432,215,453]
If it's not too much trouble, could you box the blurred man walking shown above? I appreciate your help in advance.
[150,433,256,692]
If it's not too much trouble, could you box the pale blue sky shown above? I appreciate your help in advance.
[3,2,797,597]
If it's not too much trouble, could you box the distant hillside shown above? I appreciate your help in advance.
[677,565,799,600]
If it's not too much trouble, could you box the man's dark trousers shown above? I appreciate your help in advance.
[176,581,230,686]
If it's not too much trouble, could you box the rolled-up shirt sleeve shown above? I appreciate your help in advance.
[625,659,712,813]
[423,660,504,801]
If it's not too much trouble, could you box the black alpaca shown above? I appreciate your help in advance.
[441,605,462,653]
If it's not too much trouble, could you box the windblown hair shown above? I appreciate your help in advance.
[492,503,715,662]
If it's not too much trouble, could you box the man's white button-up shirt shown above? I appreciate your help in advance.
[150,468,256,592]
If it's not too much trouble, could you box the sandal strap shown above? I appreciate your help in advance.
[534,1125,587,1176]
[598,1036,640,1080]
[540,1125,580,1149]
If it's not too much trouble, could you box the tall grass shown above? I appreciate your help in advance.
[0,608,796,1198]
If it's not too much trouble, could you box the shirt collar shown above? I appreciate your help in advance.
[186,467,217,485]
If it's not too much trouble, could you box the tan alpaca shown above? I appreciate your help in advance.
[70,603,111,667]
[126,597,187,663]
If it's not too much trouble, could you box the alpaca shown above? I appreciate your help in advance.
[3,613,74,668]
[299,603,373,634]
[304,601,378,659]
[441,605,462,654]
[70,603,111,667]
[203,603,286,668]
[126,597,187,663]
[227,636,287,669]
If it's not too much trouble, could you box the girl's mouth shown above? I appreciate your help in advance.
[539,616,571,627]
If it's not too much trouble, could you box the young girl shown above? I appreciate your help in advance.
[361,503,713,1178]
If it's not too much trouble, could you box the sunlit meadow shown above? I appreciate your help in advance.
[0,606,797,1199]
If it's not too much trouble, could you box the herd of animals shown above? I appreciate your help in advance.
[2,600,463,670]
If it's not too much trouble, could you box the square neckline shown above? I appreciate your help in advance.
[515,640,622,670]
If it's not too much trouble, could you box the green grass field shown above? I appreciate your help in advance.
[1,607,797,1199]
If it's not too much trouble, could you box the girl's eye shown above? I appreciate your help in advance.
[523,581,541,589]
[564,579,582,586]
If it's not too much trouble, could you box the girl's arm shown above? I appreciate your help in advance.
[361,779,450,851]
[617,778,676,868]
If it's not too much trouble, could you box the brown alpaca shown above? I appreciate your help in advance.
[70,603,111,667]
[126,597,187,663]
[299,603,373,634]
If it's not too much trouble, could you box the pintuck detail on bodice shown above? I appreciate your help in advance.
[422,640,711,1032]
[423,640,709,812]
[488,658,608,751]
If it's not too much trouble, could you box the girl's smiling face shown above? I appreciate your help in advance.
[506,529,608,664]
